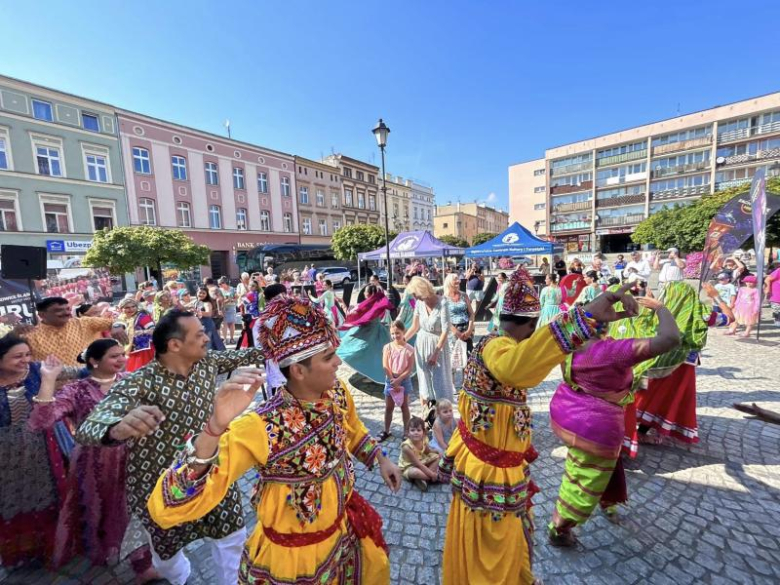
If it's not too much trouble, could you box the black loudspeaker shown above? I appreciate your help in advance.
[1,245,48,280]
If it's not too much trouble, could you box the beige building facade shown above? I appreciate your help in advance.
[295,156,343,245]
[509,91,780,254]
[434,202,509,244]
[322,154,380,226]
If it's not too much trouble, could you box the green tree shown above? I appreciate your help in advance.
[437,234,470,248]
[331,224,388,261]
[471,232,498,246]
[83,226,211,277]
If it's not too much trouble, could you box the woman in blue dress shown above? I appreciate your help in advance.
[537,272,563,328]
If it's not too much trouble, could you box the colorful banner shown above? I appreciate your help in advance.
[750,168,767,299]
[700,185,780,284]
[0,278,40,323]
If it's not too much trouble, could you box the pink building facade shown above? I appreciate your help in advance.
[116,111,299,279]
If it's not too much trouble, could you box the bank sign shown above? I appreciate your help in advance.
[46,240,93,253]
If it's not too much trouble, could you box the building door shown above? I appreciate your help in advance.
[210,251,228,279]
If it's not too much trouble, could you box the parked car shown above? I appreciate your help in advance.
[318,266,354,287]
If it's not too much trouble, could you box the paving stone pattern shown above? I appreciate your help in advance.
[3,313,779,584]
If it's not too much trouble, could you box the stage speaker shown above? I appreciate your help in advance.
[1,245,48,280]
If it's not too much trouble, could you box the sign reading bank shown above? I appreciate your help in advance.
[46,240,93,253]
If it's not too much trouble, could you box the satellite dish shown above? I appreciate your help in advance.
[716,156,726,165]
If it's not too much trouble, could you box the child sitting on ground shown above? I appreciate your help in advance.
[429,399,456,456]
[398,416,440,492]
[378,320,415,442]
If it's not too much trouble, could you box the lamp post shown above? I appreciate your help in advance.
[373,118,393,288]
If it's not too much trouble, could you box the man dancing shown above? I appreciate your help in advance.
[439,268,638,585]
[147,296,401,584]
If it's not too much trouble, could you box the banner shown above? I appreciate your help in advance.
[750,168,767,297]
[700,185,780,284]
[0,278,40,323]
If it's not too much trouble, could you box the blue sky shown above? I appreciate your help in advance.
[2,0,779,211]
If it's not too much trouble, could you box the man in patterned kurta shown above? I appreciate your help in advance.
[76,309,263,585]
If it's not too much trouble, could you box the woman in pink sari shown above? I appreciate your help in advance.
[547,296,680,547]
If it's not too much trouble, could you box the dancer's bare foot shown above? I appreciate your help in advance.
[638,433,663,445]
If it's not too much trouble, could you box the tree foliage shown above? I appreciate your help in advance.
[83,226,211,276]
[632,178,780,252]
[437,234,470,248]
[471,232,497,246]
[331,224,389,261]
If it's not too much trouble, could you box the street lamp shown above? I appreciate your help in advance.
[373,118,393,288]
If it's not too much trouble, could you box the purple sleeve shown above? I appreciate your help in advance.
[27,381,81,431]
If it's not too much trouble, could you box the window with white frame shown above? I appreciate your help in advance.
[90,201,115,231]
[0,128,12,170]
[32,99,53,121]
[139,198,157,226]
[283,213,293,232]
[344,188,353,207]
[132,147,151,174]
[0,193,20,231]
[176,202,192,227]
[331,192,339,208]
[41,196,71,233]
[83,146,110,183]
[32,135,64,177]
[209,205,222,229]
[233,167,245,190]
[357,192,365,209]
[205,161,219,185]
[172,156,187,181]
[300,187,309,204]
[82,112,100,132]
[281,176,291,197]
[258,171,268,193]
[302,217,312,235]
[316,189,325,207]
[369,195,376,211]
[319,219,327,235]
[236,208,248,230]
[333,219,341,232]
[259,210,270,231]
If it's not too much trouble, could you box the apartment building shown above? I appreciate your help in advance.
[384,174,412,231]
[295,156,343,244]
[0,75,128,264]
[509,91,780,254]
[434,201,509,244]
[322,154,380,226]
[116,110,299,279]
[409,179,435,231]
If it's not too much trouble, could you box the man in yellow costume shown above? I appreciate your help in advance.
[440,267,637,584]
[147,296,402,584]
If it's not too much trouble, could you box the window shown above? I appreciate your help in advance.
[139,198,157,226]
[82,113,100,132]
[91,204,115,231]
[209,205,222,229]
[36,144,63,177]
[597,141,646,159]
[236,208,248,230]
[333,219,341,232]
[0,197,19,231]
[259,210,270,231]
[534,186,545,193]
[319,219,328,235]
[281,176,291,197]
[344,188,353,207]
[356,171,364,181]
[357,192,365,209]
[331,192,339,208]
[258,172,268,193]
[300,187,309,204]
[343,167,352,178]
[443,222,449,229]
[534,203,546,210]
[369,195,376,211]
[205,162,219,185]
[176,202,192,227]
[172,156,188,181]
[43,200,70,233]
[283,213,293,232]
[368,175,375,184]
[0,130,10,170]
[85,153,108,182]
[302,218,312,235]
[132,147,151,174]
[233,167,245,190]
[533,168,545,176]
[32,99,53,121]
[316,189,325,207]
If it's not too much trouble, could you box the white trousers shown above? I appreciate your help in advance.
[146,527,247,585]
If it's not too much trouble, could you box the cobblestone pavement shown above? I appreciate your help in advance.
[3,311,779,584]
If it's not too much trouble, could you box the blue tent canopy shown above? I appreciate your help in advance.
[465,222,563,258]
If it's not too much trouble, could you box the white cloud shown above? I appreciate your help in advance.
[484,192,497,203]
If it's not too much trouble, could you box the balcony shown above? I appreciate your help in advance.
[719,147,780,166]
[596,172,647,188]
[550,221,591,233]
[715,178,752,191]
[549,180,593,195]
[652,135,712,156]
[595,149,648,168]
[595,193,647,208]
[718,120,780,144]
[597,213,645,227]
[650,161,710,178]
[551,200,592,213]
[551,161,592,176]
[650,184,711,201]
